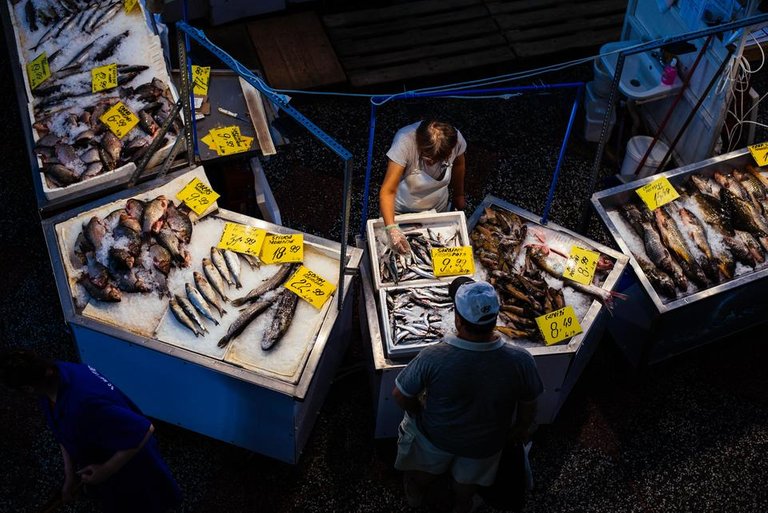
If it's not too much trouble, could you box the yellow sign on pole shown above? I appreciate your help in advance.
[191,65,211,96]
[216,222,266,257]
[431,246,475,277]
[535,306,583,346]
[91,63,118,93]
[27,52,51,90]
[260,234,304,264]
[176,177,220,216]
[562,246,600,285]
[284,265,336,309]
[635,176,680,211]
[99,101,140,139]
[748,142,768,166]
[124,0,138,13]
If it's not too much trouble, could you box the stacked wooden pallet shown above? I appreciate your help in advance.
[322,0,627,87]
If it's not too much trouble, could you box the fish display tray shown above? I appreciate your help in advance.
[592,148,768,315]
[467,195,629,354]
[44,166,363,396]
[4,0,180,204]
[366,210,470,291]
[378,282,454,360]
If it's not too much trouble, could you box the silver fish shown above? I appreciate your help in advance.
[202,257,230,302]
[223,249,242,288]
[175,294,208,334]
[261,290,299,350]
[240,253,261,269]
[169,296,200,337]
[231,263,296,306]
[193,271,227,315]
[87,0,122,33]
[186,283,219,325]
[210,247,234,287]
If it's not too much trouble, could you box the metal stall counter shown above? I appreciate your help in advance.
[592,148,768,365]
[41,166,363,463]
[361,196,628,438]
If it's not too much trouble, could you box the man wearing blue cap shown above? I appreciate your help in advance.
[392,277,543,513]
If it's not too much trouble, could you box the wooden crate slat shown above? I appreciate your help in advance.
[348,47,515,87]
[323,0,481,28]
[495,0,627,29]
[512,27,622,58]
[335,17,499,57]
[343,34,508,70]
[504,13,624,43]
[327,5,489,40]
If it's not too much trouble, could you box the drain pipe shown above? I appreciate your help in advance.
[631,34,713,176]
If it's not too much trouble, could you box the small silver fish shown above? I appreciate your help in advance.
[193,271,227,315]
[223,249,242,288]
[202,258,230,302]
[175,294,208,334]
[169,297,200,337]
[186,283,219,325]
[211,247,234,287]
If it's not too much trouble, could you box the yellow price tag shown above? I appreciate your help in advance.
[191,65,211,96]
[748,142,768,166]
[284,265,336,309]
[430,246,475,277]
[26,52,51,90]
[99,101,139,139]
[175,177,220,216]
[209,126,251,156]
[124,0,138,12]
[91,63,118,93]
[260,234,303,264]
[635,176,680,211]
[216,222,266,256]
[562,246,600,285]
[200,133,216,150]
[535,306,583,346]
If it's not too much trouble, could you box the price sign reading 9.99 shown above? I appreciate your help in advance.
[176,177,220,216]
[99,101,139,139]
[535,306,583,346]
[284,265,336,309]
[260,234,304,264]
[562,246,600,285]
[635,176,680,211]
[430,246,475,277]
[216,222,266,257]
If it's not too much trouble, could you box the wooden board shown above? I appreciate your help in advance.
[512,27,623,58]
[323,0,481,27]
[247,11,346,89]
[239,77,277,157]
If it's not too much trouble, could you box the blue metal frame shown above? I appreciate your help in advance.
[358,82,584,236]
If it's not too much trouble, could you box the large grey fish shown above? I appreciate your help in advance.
[691,191,732,235]
[169,296,200,337]
[654,207,708,287]
[210,247,234,287]
[59,36,103,71]
[147,242,171,275]
[156,226,189,266]
[202,257,230,302]
[689,174,719,198]
[45,163,80,184]
[719,187,768,251]
[142,195,169,235]
[78,273,121,302]
[734,230,765,265]
[262,290,300,350]
[734,168,768,214]
[164,202,192,244]
[175,294,208,334]
[185,283,219,326]
[193,271,227,316]
[83,216,107,250]
[677,207,721,282]
[217,298,275,348]
[223,249,242,288]
[231,263,296,306]
[93,30,129,62]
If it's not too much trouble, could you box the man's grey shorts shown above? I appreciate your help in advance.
[394,414,502,486]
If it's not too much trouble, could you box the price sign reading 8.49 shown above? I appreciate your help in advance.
[260,234,304,264]
[635,176,680,211]
[284,265,336,309]
[431,246,475,277]
[535,306,583,346]
[91,63,118,93]
[26,52,51,90]
[176,177,220,216]
[562,246,600,285]
[99,101,139,139]
[216,222,266,256]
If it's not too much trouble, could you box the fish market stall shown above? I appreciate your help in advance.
[41,166,363,463]
[592,148,768,365]
[361,197,628,437]
[2,0,181,213]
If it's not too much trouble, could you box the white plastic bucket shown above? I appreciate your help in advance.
[620,136,670,178]
[592,57,612,97]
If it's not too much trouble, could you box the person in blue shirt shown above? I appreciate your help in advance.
[392,277,543,513]
[0,350,181,512]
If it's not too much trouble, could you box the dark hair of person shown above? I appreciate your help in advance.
[0,350,56,390]
[456,312,497,337]
[415,120,458,162]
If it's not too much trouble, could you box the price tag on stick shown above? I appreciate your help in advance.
[635,176,680,211]
[562,246,600,285]
[535,306,583,346]
[99,101,139,139]
[91,63,118,93]
[260,234,303,264]
[217,222,266,256]
[27,52,51,90]
[284,265,336,309]
[431,246,475,277]
[176,177,220,216]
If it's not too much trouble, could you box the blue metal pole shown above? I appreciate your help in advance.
[359,102,378,239]
[540,84,583,225]
[371,82,584,104]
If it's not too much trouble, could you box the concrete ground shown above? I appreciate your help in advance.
[1,10,767,513]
